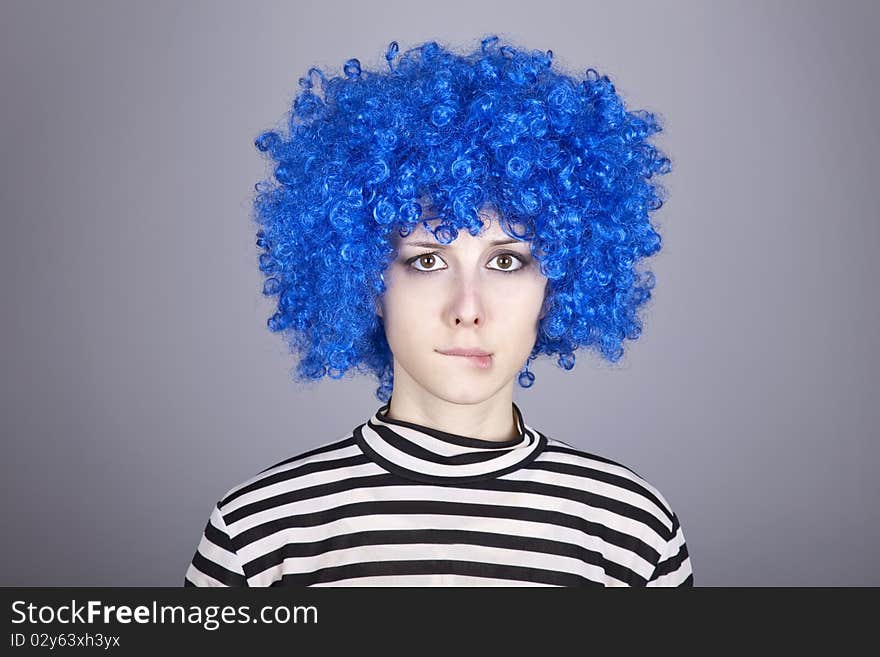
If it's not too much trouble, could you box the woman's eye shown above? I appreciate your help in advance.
[488,253,526,272]
[409,253,447,272]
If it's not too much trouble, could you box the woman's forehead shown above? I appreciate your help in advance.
[392,206,508,246]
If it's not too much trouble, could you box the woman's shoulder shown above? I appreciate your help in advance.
[214,432,365,512]
[535,434,680,527]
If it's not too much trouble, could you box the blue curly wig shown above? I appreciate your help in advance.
[251,35,672,403]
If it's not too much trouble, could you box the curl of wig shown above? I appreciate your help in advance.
[251,35,672,402]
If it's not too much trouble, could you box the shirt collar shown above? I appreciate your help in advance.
[355,399,546,484]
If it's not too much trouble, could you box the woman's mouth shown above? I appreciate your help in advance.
[437,350,493,370]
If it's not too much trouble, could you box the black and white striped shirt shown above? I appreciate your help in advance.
[185,402,694,587]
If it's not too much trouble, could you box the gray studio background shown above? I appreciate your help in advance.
[2,0,878,586]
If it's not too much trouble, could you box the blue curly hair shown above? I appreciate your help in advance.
[251,35,671,403]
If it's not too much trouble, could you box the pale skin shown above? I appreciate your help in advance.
[376,205,549,442]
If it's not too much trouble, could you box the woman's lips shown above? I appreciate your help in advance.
[438,352,493,370]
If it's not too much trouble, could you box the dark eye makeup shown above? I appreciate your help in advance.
[403,250,531,274]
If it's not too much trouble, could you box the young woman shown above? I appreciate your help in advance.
[184,36,693,586]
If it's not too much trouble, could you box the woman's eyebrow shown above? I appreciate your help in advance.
[401,238,525,249]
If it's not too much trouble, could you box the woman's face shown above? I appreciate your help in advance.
[377,207,549,405]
